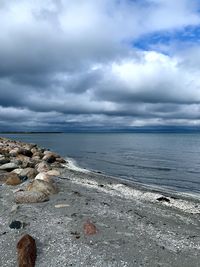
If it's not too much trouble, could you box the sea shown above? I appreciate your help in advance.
[2,133,200,196]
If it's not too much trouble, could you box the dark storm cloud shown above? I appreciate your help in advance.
[0,0,200,130]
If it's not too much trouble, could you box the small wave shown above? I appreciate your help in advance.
[136,165,173,172]
[64,157,90,173]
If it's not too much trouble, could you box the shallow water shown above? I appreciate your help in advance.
[2,133,200,195]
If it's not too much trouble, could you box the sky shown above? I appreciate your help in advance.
[1,0,200,131]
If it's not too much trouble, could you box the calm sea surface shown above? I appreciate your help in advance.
[2,133,200,195]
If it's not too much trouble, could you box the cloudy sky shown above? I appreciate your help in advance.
[1,0,200,131]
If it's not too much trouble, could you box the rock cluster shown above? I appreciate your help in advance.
[0,137,66,203]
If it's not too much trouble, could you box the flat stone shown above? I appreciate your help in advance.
[0,162,19,170]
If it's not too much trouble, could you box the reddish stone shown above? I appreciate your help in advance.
[17,234,37,267]
[83,221,98,235]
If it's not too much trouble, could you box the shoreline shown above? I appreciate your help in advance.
[1,137,200,266]
[65,156,200,204]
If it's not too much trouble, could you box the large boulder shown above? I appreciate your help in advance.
[16,155,35,168]
[0,170,9,183]
[27,179,58,196]
[33,151,43,158]
[36,161,50,173]
[42,155,56,164]
[9,148,20,157]
[12,168,24,175]
[46,170,60,176]
[35,172,53,183]
[56,157,66,164]
[19,168,38,180]
[18,148,33,158]
[0,157,10,165]
[15,191,49,204]
[0,162,19,170]
[5,173,22,186]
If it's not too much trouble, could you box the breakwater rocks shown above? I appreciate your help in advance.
[0,137,66,203]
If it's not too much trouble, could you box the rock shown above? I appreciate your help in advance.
[31,147,38,154]
[56,157,66,164]
[16,155,35,168]
[43,150,51,155]
[31,156,41,164]
[55,204,69,208]
[46,170,60,176]
[5,173,22,186]
[17,234,37,267]
[15,191,49,204]
[51,162,63,168]
[0,157,10,165]
[36,161,50,173]
[42,152,58,163]
[156,196,170,203]
[9,148,20,157]
[27,179,58,196]
[35,172,52,183]
[11,204,19,213]
[43,155,56,163]
[33,151,43,158]
[0,162,19,170]
[18,148,33,157]
[83,221,98,235]
[0,171,8,183]
[12,168,24,175]
[19,168,38,180]
[9,220,22,229]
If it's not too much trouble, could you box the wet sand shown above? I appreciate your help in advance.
[1,162,200,267]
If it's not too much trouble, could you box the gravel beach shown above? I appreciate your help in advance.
[0,138,200,267]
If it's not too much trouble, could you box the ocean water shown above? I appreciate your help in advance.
[2,133,200,195]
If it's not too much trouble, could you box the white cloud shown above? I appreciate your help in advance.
[0,0,200,129]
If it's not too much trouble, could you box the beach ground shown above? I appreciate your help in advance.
[1,166,200,267]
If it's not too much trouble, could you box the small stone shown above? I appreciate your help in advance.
[55,204,69,208]
[17,234,37,267]
[156,196,170,203]
[11,204,19,213]
[15,191,49,204]
[9,220,22,229]
[83,220,98,235]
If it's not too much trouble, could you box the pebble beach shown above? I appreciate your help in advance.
[0,137,200,267]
